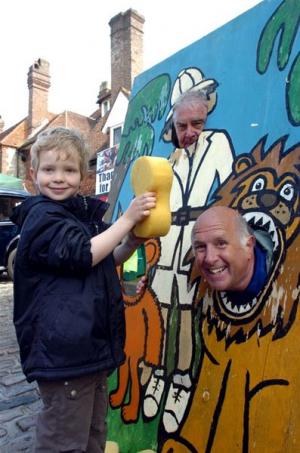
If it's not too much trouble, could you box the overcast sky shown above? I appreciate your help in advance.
[1,0,261,129]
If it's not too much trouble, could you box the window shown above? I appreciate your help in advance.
[101,100,110,117]
[113,126,122,146]
[0,196,24,221]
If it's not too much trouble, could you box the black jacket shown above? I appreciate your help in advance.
[11,195,125,383]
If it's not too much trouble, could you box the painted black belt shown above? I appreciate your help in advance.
[171,206,203,226]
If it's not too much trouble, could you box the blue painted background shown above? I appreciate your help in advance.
[114,0,299,215]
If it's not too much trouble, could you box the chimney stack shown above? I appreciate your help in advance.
[0,116,4,133]
[27,58,50,135]
[109,9,144,103]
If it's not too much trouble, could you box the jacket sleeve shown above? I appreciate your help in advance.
[21,208,93,275]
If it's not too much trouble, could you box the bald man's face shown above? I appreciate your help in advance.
[173,102,207,148]
[192,209,255,291]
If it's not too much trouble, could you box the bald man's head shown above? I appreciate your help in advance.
[192,207,255,291]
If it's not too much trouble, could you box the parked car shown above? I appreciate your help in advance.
[0,188,30,279]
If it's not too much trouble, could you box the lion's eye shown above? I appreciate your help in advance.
[251,177,266,192]
[280,183,294,201]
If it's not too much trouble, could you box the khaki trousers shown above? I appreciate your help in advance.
[35,372,108,453]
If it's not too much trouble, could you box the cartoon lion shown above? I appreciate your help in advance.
[110,238,164,422]
[161,137,300,452]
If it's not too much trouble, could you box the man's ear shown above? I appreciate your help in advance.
[171,123,180,148]
[246,235,256,256]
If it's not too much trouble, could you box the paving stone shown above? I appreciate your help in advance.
[3,433,34,451]
[0,371,9,379]
[0,358,15,369]
[6,347,20,355]
[0,427,7,438]
[16,415,37,433]
[1,374,26,387]
[0,407,23,423]
[0,392,40,411]
[0,279,41,452]
[24,399,42,415]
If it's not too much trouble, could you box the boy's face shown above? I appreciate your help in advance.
[31,148,82,201]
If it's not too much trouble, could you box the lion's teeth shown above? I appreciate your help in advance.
[220,294,258,315]
[243,211,279,251]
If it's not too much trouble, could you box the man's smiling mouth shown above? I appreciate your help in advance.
[208,266,226,275]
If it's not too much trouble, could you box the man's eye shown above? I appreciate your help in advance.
[217,241,227,248]
[193,121,204,128]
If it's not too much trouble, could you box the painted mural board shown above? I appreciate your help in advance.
[105,0,300,451]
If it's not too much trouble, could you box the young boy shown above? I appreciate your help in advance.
[11,127,156,453]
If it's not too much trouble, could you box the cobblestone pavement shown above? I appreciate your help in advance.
[0,275,41,453]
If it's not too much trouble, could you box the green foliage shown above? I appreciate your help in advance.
[166,277,180,376]
[117,74,171,165]
[257,0,300,125]
[257,0,300,72]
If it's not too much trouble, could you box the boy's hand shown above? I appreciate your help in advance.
[123,192,156,226]
[125,230,146,248]
[136,275,148,295]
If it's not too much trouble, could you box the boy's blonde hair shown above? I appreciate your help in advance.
[30,127,90,178]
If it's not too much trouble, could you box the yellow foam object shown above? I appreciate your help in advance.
[105,441,119,453]
[131,156,173,238]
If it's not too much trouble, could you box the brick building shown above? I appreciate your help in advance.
[0,8,144,195]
